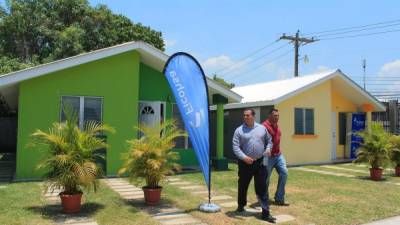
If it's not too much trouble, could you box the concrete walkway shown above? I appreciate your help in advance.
[167,176,296,224]
[43,186,98,225]
[293,167,400,186]
[362,216,400,225]
[103,178,207,225]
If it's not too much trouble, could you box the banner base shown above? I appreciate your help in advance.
[199,203,221,213]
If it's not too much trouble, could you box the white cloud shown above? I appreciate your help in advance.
[314,65,333,73]
[202,55,249,76]
[375,59,400,95]
[164,39,177,48]
[379,59,400,76]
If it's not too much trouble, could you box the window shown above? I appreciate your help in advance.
[294,108,314,135]
[61,96,103,129]
[172,104,192,149]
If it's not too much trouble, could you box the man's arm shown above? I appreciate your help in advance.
[264,128,273,156]
[232,128,247,160]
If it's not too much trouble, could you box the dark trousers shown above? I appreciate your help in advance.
[237,158,269,212]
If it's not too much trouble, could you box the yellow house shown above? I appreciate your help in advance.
[214,69,385,165]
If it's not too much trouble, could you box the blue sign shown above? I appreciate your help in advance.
[350,113,366,159]
[163,52,210,189]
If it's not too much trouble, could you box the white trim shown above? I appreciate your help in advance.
[0,41,242,104]
[60,95,104,129]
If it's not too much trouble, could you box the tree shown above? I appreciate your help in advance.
[212,74,235,89]
[0,0,165,74]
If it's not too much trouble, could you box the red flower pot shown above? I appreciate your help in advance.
[369,168,384,181]
[395,166,400,177]
[142,186,162,205]
[60,192,82,213]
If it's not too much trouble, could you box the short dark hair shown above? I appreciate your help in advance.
[244,108,255,116]
[269,108,279,115]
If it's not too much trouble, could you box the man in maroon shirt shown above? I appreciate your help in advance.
[262,108,289,206]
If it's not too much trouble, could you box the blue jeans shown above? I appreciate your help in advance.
[266,154,288,202]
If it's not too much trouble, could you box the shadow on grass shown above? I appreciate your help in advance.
[27,202,104,222]
[356,176,388,182]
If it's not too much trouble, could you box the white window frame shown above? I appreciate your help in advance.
[60,95,104,129]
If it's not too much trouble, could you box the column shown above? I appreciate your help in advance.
[212,94,228,171]
[362,103,374,132]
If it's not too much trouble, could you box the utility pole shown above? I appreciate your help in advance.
[363,59,367,90]
[280,30,318,77]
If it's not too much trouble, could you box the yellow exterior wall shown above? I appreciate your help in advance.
[331,88,357,159]
[276,80,332,165]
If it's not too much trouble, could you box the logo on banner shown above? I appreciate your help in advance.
[169,70,194,115]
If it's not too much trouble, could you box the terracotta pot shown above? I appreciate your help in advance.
[60,192,82,213]
[369,168,384,181]
[395,166,400,177]
[142,186,162,205]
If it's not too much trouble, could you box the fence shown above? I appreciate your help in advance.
[372,99,400,134]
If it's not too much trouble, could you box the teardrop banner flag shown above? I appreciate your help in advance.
[163,52,211,192]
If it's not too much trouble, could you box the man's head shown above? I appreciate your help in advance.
[268,108,279,124]
[243,108,255,126]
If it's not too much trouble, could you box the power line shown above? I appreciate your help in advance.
[320,28,400,41]
[314,22,400,38]
[304,19,400,36]
[213,39,279,75]
[220,43,289,77]
[229,49,294,82]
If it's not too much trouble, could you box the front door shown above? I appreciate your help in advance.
[139,101,165,127]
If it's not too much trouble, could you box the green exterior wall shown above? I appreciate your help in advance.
[16,52,201,180]
[138,63,199,167]
[16,51,140,179]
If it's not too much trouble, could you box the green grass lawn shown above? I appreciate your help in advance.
[157,163,400,225]
[2,163,400,225]
[0,181,157,225]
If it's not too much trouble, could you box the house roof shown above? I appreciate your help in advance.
[0,41,242,109]
[224,69,386,111]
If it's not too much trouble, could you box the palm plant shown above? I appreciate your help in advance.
[390,135,400,167]
[119,120,186,189]
[354,123,392,169]
[30,108,114,195]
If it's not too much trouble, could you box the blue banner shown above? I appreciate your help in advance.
[350,113,366,159]
[163,53,210,189]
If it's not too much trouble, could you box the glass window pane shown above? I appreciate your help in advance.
[172,104,186,148]
[305,109,314,135]
[61,96,80,122]
[294,108,304,135]
[84,98,102,124]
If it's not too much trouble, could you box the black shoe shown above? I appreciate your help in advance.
[274,200,290,206]
[261,213,276,223]
[236,205,245,213]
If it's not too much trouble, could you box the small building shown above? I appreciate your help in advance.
[0,41,241,180]
[211,70,385,165]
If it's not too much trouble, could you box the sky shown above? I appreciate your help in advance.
[4,0,400,93]
[86,0,400,92]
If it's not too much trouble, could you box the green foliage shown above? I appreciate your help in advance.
[390,135,400,167]
[212,74,235,89]
[0,56,34,75]
[119,120,186,188]
[354,123,393,169]
[29,107,115,194]
[0,0,164,74]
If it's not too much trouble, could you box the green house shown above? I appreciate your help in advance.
[0,41,241,180]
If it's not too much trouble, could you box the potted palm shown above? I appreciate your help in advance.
[29,109,114,213]
[354,123,392,181]
[390,135,400,176]
[119,120,186,205]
